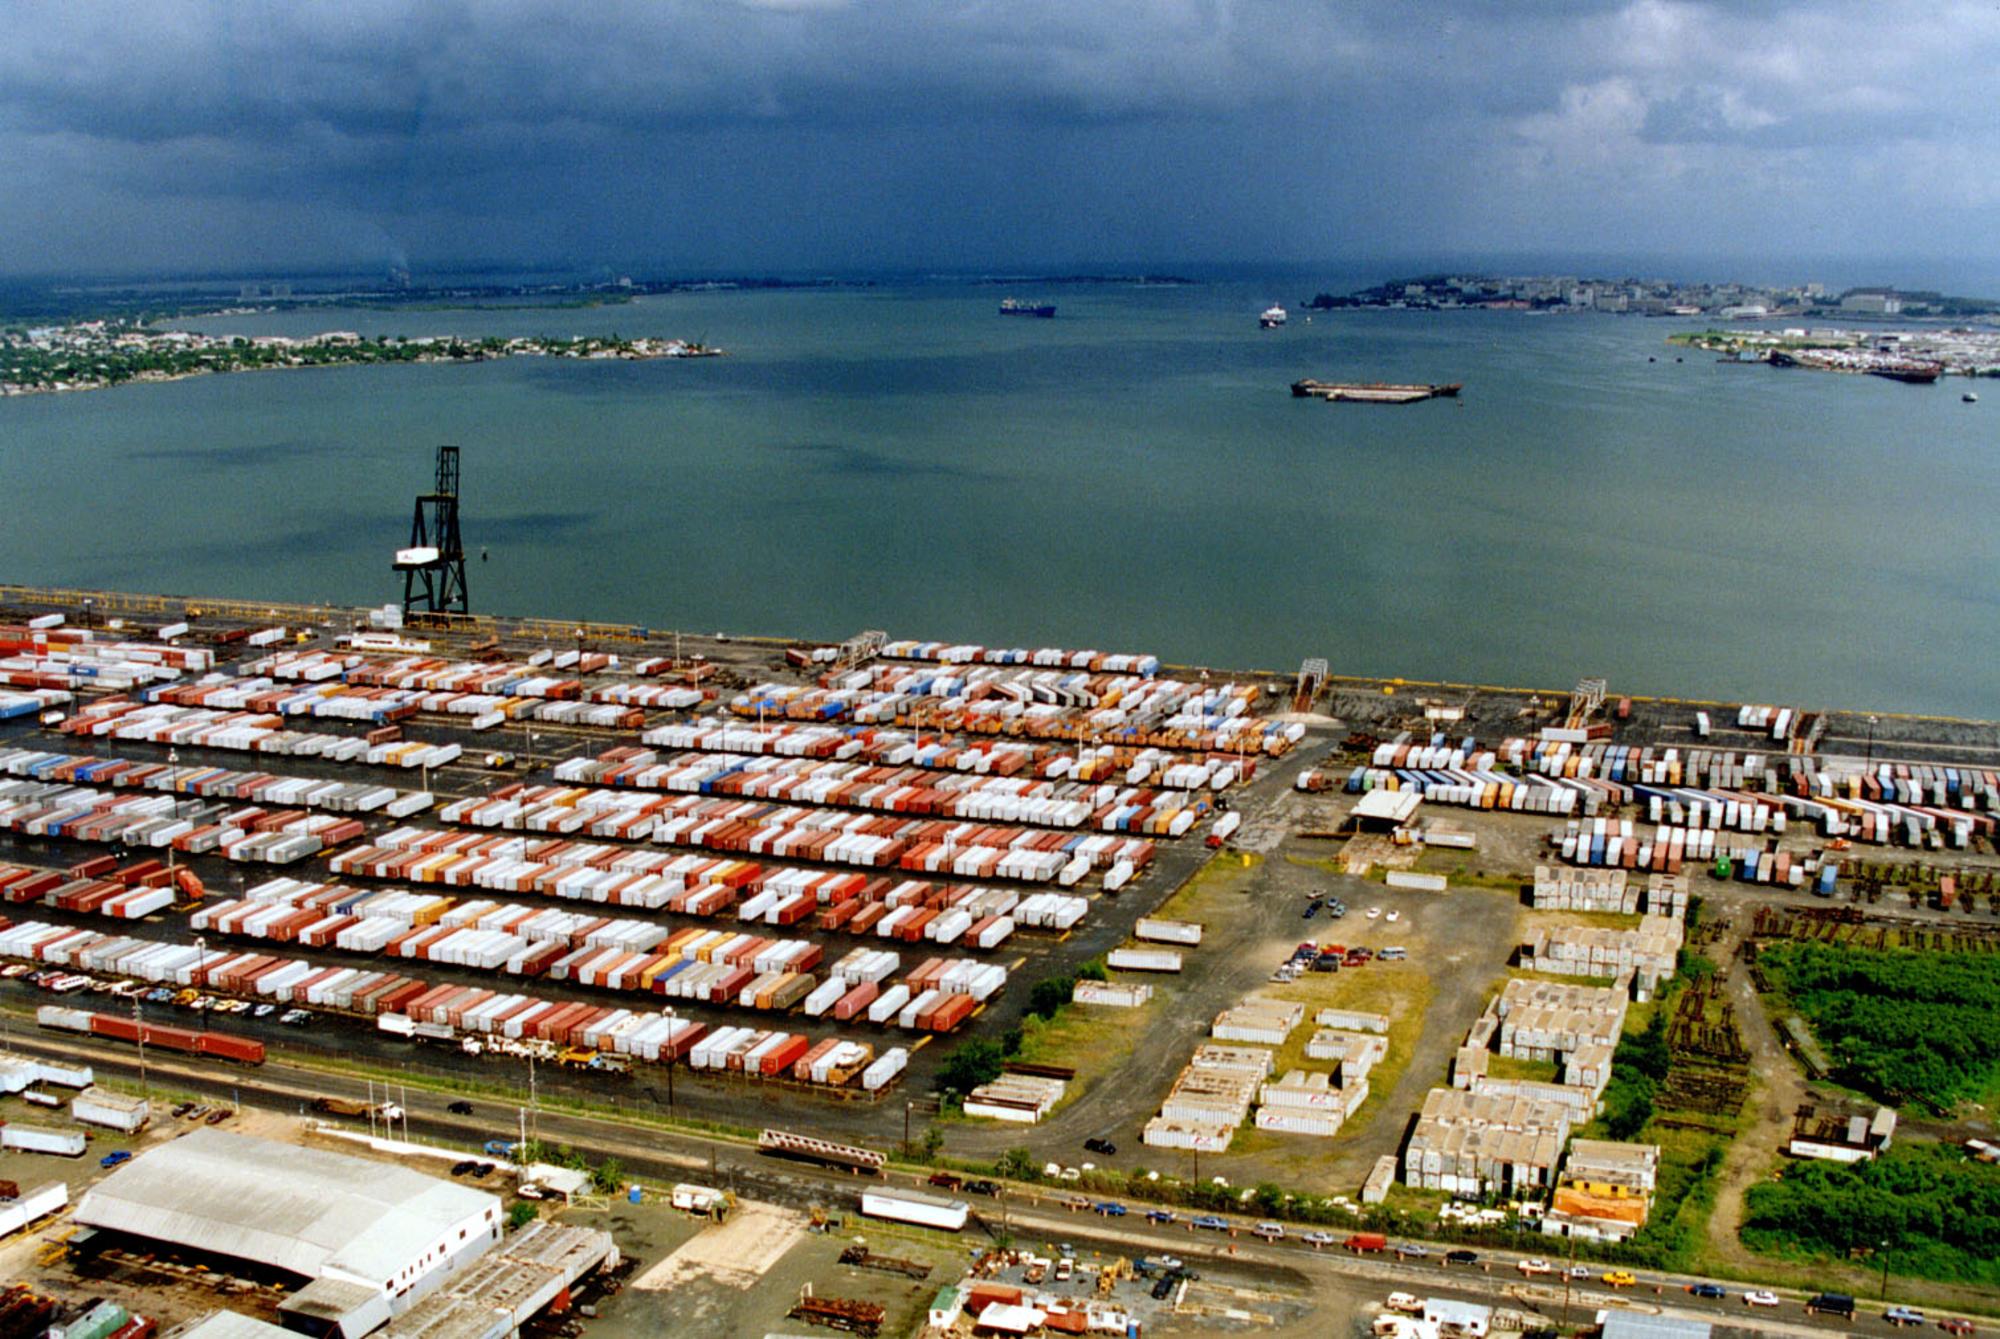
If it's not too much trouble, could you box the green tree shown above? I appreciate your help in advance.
[936,1039,1007,1098]
[592,1157,625,1194]
[508,1201,539,1229]
[994,1148,1041,1182]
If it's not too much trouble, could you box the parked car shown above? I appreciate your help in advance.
[1094,1202,1128,1217]
[1564,1264,1592,1280]
[448,1100,474,1115]
[1445,1250,1479,1266]
[1938,1319,1976,1335]
[1394,1244,1430,1259]
[1744,1291,1781,1308]
[450,1160,477,1176]
[99,1151,132,1168]
[1385,1293,1424,1315]
[964,1180,1000,1197]
[1084,1137,1117,1155]
[1517,1259,1553,1276]
[1602,1271,1637,1288]
[1252,1222,1285,1241]
[1687,1283,1727,1299]
[1301,1231,1335,1247]
[1886,1309,1927,1328]
[205,1109,231,1125]
[1191,1215,1229,1231]
[1145,1210,1178,1224]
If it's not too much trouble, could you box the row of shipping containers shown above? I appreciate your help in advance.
[628,725,1258,791]
[67,698,390,760]
[433,786,1158,879]
[4,918,909,1090]
[879,641,1162,674]
[1,745,430,815]
[178,877,1009,1028]
[0,779,360,864]
[33,1004,263,1063]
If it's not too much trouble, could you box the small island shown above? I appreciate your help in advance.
[0,322,721,396]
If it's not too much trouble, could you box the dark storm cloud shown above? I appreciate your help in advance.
[1,0,1995,274]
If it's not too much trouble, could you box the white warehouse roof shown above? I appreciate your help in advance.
[75,1129,499,1288]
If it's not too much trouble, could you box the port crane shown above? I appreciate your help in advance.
[393,445,469,618]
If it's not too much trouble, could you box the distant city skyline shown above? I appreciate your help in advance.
[2,2,1996,281]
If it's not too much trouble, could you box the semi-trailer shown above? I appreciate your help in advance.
[859,1188,970,1232]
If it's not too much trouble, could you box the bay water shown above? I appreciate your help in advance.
[2,278,1994,715]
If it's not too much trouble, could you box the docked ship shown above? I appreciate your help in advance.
[1259,305,1288,329]
[1291,379,1461,404]
[1866,362,1943,385]
[998,298,1056,318]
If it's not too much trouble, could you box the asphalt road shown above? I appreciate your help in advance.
[5,1029,1975,1339]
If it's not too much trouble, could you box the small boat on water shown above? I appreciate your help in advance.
[1259,305,1288,329]
[1291,379,1461,404]
[1965,391,1980,403]
[998,298,1056,318]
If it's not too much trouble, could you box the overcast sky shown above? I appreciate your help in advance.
[3,0,1995,281]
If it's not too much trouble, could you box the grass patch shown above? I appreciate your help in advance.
[1002,993,1166,1116]
[1523,908,1647,931]
[1412,853,1529,894]
[1483,1054,1558,1084]
[1153,851,1264,923]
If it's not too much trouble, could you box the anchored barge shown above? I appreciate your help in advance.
[1291,379,1462,404]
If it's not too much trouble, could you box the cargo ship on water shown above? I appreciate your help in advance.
[998,298,1056,318]
[1291,379,1461,404]
[1259,305,1288,329]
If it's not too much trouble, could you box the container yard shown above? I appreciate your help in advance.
[6,581,2000,1257]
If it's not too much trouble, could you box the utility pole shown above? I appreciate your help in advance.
[195,936,208,1033]
[1880,1239,1892,1299]
[1560,1227,1579,1329]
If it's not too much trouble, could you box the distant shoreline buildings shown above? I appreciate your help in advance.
[1312,274,1999,321]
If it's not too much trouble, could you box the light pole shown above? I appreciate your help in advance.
[1866,715,1879,766]
[195,935,208,1033]
[166,747,180,874]
[1880,1238,1892,1300]
[662,1006,677,1119]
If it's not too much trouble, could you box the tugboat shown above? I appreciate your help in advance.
[1259,305,1288,329]
[1966,391,1980,403]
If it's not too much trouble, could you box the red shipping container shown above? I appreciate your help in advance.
[760,1034,811,1077]
[196,1032,266,1064]
[832,980,879,1021]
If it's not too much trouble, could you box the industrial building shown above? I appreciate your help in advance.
[74,1130,502,1338]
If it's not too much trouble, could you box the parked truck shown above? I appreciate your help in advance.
[312,1096,401,1120]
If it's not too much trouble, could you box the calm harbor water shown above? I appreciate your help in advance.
[3,280,1996,716]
